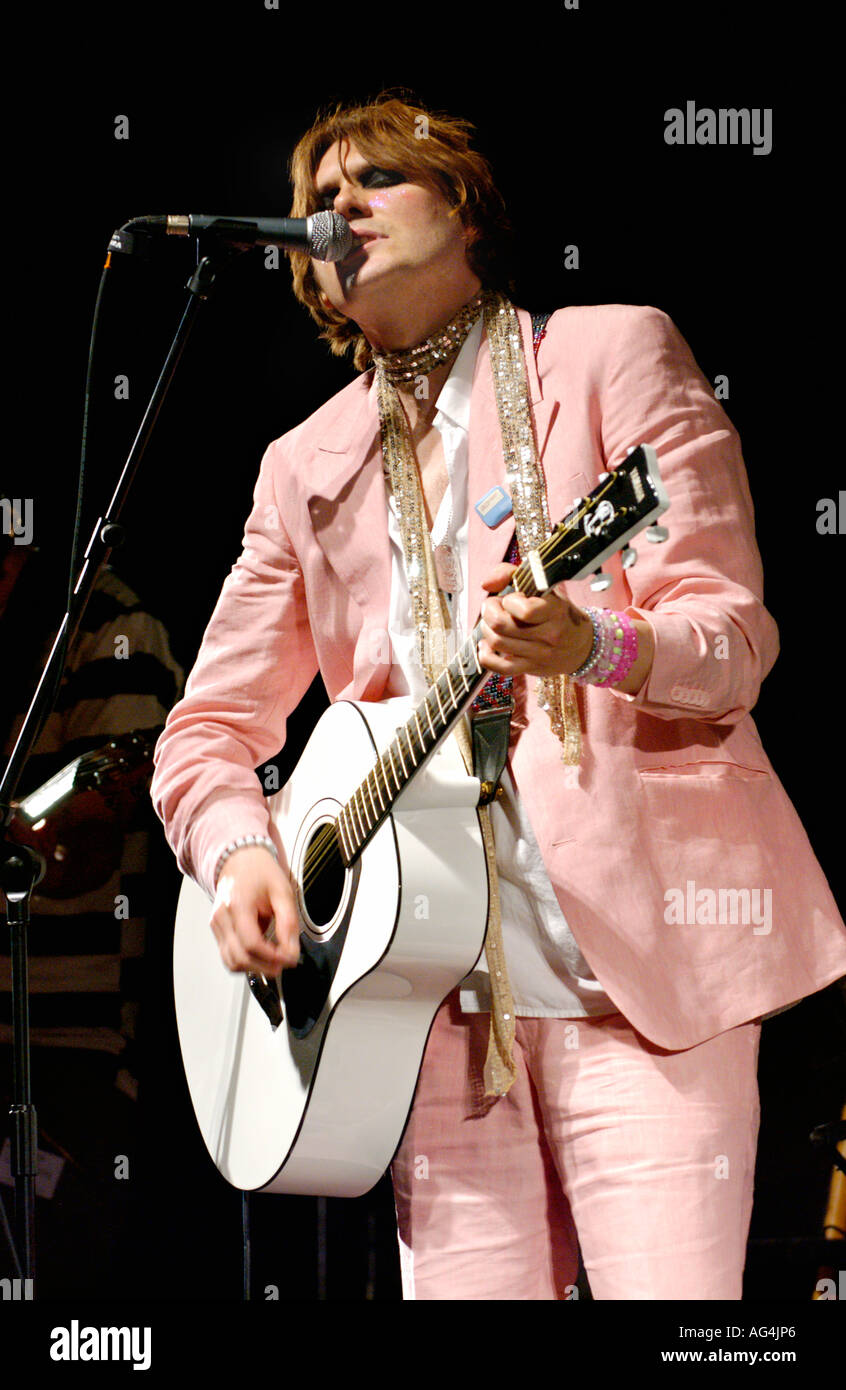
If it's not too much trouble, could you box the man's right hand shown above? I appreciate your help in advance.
[209,845,300,974]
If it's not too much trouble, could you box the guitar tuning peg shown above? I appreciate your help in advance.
[646,525,669,543]
[590,568,613,592]
[621,544,638,569]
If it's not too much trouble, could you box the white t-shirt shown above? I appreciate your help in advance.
[382,320,615,1019]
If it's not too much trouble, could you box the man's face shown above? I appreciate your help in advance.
[310,139,472,315]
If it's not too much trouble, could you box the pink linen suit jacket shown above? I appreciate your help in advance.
[151,302,846,1050]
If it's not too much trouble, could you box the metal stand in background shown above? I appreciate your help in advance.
[812,1109,846,1299]
[0,236,242,1291]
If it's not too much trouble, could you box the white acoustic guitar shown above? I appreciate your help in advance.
[173,445,669,1196]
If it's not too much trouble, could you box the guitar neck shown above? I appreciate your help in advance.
[333,442,669,867]
[334,624,491,866]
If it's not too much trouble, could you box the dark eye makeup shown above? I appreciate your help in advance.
[316,166,406,209]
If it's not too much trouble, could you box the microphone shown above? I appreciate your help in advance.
[111,211,354,262]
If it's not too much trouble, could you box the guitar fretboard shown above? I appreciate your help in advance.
[330,444,668,867]
[335,622,490,865]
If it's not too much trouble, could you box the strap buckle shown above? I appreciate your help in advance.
[471,702,513,805]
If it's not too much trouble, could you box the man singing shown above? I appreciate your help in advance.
[151,94,846,1300]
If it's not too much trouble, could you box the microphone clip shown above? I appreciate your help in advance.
[107,224,157,260]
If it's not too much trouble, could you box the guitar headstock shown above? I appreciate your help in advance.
[16,725,163,823]
[10,726,165,899]
[532,444,669,592]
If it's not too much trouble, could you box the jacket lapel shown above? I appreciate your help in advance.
[306,307,562,683]
[306,375,392,619]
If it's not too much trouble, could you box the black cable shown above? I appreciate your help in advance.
[60,257,113,691]
[21,256,112,761]
[242,1190,251,1300]
[0,252,113,1285]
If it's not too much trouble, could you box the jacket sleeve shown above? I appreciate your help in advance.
[594,305,779,723]
[151,443,319,897]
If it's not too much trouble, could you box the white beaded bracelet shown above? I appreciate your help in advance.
[214,834,278,887]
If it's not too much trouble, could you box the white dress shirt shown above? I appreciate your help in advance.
[382,320,615,1018]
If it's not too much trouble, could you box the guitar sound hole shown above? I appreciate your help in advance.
[282,820,357,1040]
[301,822,345,928]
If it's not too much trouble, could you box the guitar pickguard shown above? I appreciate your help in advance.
[282,846,362,1038]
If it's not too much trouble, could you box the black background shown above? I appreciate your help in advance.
[2,0,844,1338]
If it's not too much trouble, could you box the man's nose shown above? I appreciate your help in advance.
[330,181,367,220]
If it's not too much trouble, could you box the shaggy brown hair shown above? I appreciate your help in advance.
[287,92,514,371]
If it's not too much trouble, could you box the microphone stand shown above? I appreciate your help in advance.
[0,235,242,1289]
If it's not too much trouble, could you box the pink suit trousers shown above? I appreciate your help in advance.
[392,991,761,1300]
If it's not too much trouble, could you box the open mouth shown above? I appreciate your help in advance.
[337,233,383,289]
[337,239,379,277]
[348,232,381,254]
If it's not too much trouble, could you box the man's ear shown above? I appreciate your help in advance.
[462,215,479,252]
[452,208,478,261]
[319,290,349,323]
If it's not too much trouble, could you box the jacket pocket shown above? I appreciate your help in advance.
[637,761,771,781]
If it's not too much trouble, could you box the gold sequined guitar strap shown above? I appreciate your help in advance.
[376,295,580,1098]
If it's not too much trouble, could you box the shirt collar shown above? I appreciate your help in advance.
[434,317,482,433]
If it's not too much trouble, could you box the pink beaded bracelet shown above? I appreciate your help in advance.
[572,608,639,688]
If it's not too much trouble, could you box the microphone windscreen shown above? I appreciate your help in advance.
[308,211,353,262]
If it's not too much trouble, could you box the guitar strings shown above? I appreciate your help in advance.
[299,650,482,893]
[297,469,644,894]
[297,477,630,892]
